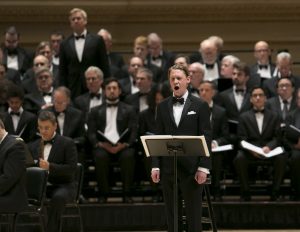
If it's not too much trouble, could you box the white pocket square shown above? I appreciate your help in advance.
[187,111,196,115]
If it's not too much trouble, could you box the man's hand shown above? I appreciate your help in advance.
[195,170,207,184]
[151,169,160,183]
[39,158,50,170]
[262,146,271,153]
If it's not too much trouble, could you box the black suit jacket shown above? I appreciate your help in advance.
[211,104,229,145]
[2,46,32,75]
[250,63,276,80]
[59,32,110,99]
[0,135,27,212]
[152,94,212,175]
[29,134,77,184]
[265,96,297,122]
[23,92,47,114]
[87,101,138,147]
[238,108,281,149]
[3,110,37,143]
[216,87,252,121]
[47,106,85,145]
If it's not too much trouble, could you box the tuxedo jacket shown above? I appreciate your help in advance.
[2,46,32,75]
[3,110,37,143]
[152,94,212,175]
[265,96,297,122]
[238,108,281,149]
[138,108,156,136]
[23,91,47,114]
[87,101,138,147]
[211,103,229,145]
[216,87,252,121]
[47,106,85,145]
[29,134,77,184]
[145,50,175,83]
[250,63,276,80]
[285,108,300,147]
[0,135,27,212]
[74,92,104,120]
[108,52,125,79]
[59,32,110,99]
[5,68,21,85]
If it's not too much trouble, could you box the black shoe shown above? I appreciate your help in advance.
[123,196,133,203]
[98,196,107,204]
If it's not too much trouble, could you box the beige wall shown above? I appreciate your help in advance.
[0,0,299,71]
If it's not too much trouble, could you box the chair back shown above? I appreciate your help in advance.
[74,163,84,203]
[26,167,48,207]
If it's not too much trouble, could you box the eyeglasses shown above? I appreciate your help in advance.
[278,84,292,89]
[37,75,51,80]
[251,93,265,98]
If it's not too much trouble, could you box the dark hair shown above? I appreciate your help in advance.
[200,80,217,90]
[233,61,250,77]
[137,67,153,81]
[103,77,121,89]
[249,86,265,95]
[174,53,190,65]
[275,77,295,88]
[7,84,24,100]
[50,31,65,40]
[5,26,19,38]
[53,86,71,100]
[147,84,165,111]
[38,110,56,124]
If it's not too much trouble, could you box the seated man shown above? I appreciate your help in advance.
[234,86,287,201]
[29,110,77,232]
[88,78,137,203]
[0,117,27,213]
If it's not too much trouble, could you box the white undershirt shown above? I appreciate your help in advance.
[104,104,120,144]
[74,30,87,62]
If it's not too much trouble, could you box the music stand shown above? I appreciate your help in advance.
[141,135,210,232]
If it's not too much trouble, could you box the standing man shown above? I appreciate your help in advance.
[151,64,212,232]
[59,8,110,99]
[50,31,64,66]
[0,118,27,213]
[29,110,77,232]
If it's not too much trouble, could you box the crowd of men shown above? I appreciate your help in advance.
[1,8,300,230]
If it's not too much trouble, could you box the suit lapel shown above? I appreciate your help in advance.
[229,91,238,111]
[47,136,58,162]
[178,96,191,127]
[69,36,79,63]
[250,111,260,135]
[5,114,15,133]
[16,113,27,135]
[167,98,177,127]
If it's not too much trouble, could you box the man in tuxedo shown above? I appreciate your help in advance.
[50,31,64,66]
[22,54,51,94]
[59,8,110,99]
[119,56,143,97]
[266,77,297,125]
[74,66,104,121]
[215,61,252,143]
[23,67,54,114]
[151,64,211,232]
[234,87,287,201]
[98,28,125,80]
[29,110,77,232]
[146,33,175,83]
[124,67,154,113]
[188,62,205,97]
[0,118,27,213]
[285,88,300,200]
[199,80,229,200]
[88,78,137,203]
[250,41,275,83]
[2,26,32,76]
[263,51,300,98]
[3,85,37,143]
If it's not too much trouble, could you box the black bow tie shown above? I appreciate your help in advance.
[90,93,101,99]
[205,63,214,69]
[42,92,52,97]
[54,111,65,117]
[152,55,162,61]
[10,111,20,116]
[107,103,118,107]
[235,89,245,94]
[172,97,184,105]
[138,92,148,97]
[253,108,264,114]
[258,64,268,70]
[75,34,85,40]
[7,49,18,56]
[43,139,54,145]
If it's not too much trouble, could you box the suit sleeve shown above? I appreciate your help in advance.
[96,36,110,78]
[0,141,26,195]
[58,40,68,87]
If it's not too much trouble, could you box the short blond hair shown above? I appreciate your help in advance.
[69,8,87,21]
